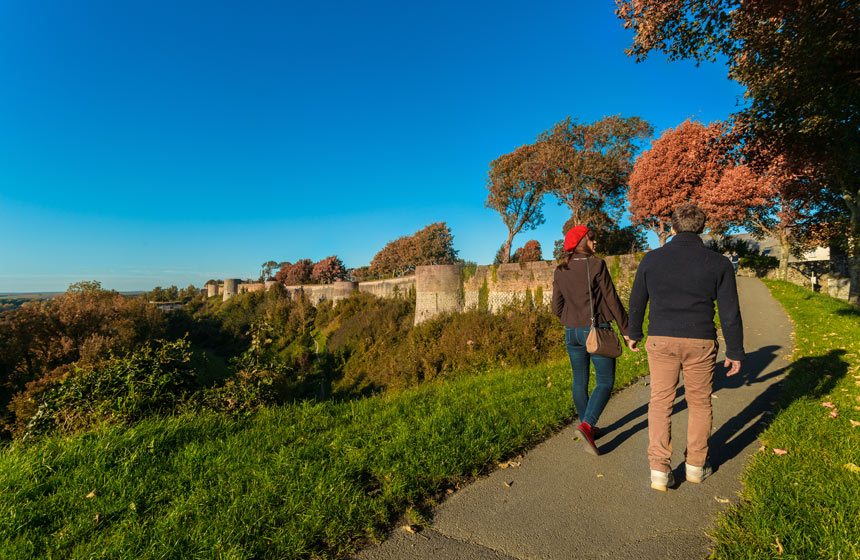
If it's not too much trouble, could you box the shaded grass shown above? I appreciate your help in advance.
[710,281,860,559]
[0,346,649,559]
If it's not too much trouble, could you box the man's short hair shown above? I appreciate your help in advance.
[671,204,706,234]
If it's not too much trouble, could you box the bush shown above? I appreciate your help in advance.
[23,338,199,438]
[327,299,565,394]
[740,253,779,274]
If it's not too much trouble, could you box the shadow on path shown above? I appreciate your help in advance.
[597,343,787,456]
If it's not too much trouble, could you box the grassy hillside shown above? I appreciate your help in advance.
[1,350,649,559]
[710,281,860,559]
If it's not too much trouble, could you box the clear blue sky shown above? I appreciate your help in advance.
[0,0,744,293]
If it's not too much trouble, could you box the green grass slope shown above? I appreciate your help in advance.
[710,281,860,559]
[1,350,648,559]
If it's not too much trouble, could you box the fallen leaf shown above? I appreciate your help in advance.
[830,409,839,418]
[446,488,454,494]
[773,448,788,455]
[596,474,604,478]
[93,514,101,523]
[845,463,860,474]
[712,394,719,399]
[821,402,835,408]
[546,382,552,387]
[775,536,784,555]
[503,481,513,488]
[715,496,730,503]
[850,420,859,427]
[86,490,97,499]
[401,525,418,534]
[758,445,766,452]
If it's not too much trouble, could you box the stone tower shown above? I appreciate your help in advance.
[414,264,462,325]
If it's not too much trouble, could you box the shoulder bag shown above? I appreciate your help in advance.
[584,257,623,358]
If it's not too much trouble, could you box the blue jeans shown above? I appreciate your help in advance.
[565,325,616,427]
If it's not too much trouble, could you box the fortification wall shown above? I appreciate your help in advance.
[358,276,415,299]
[284,284,335,306]
[463,261,555,312]
[239,282,265,293]
[461,255,642,313]
[415,265,462,324]
[206,254,644,320]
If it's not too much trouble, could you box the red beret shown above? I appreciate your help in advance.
[563,225,590,252]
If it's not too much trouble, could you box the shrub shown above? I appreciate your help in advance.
[332,306,565,394]
[740,253,779,274]
[23,338,199,438]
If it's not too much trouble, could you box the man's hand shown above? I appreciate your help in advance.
[623,335,639,352]
[724,358,741,376]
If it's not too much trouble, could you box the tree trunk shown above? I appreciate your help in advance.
[502,232,515,264]
[778,232,790,282]
[843,188,860,305]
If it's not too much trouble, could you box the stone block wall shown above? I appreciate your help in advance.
[463,261,555,312]
[415,265,462,324]
[358,276,415,299]
[461,255,642,314]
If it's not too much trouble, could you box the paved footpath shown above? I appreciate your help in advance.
[355,277,794,560]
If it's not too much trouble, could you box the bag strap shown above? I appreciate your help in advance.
[585,257,596,327]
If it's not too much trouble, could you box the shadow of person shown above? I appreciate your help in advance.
[598,385,688,455]
[599,342,787,456]
[708,349,849,470]
[715,344,784,391]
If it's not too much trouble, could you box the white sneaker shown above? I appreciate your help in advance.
[650,469,675,491]
[686,462,712,483]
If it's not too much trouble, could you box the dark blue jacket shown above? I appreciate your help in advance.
[628,232,745,360]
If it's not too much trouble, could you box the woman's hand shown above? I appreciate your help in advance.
[623,335,639,352]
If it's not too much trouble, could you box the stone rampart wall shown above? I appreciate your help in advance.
[358,276,415,299]
[461,255,642,313]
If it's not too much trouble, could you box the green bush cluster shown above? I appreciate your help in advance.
[323,299,564,394]
[24,338,199,438]
[7,279,571,440]
[739,253,779,273]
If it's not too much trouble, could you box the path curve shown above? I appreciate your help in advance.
[355,277,794,560]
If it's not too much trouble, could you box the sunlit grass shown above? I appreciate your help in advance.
[0,346,649,559]
[710,281,860,559]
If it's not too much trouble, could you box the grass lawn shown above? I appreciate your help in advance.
[710,281,860,559]
[0,341,648,559]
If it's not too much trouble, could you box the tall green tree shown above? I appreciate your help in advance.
[485,144,547,264]
[538,115,653,228]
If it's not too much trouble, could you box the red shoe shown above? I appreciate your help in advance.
[575,422,600,456]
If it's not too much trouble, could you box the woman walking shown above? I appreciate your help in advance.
[552,225,634,455]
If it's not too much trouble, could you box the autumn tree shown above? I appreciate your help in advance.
[513,240,543,263]
[485,144,547,264]
[617,0,860,298]
[311,255,348,284]
[276,259,313,285]
[700,146,835,280]
[369,222,458,277]
[538,115,653,227]
[628,120,745,246]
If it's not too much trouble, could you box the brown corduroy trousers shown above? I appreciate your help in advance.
[645,335,719,472]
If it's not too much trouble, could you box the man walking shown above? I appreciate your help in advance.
[627,205,745,491]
